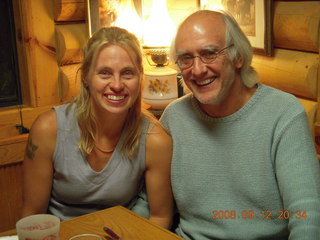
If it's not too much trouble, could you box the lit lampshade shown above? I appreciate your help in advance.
[142,0,178,110]
[143,0,175,47]
[200,0,224,10]
[112,0,143,41]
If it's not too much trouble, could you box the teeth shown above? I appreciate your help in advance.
[196,78,214,86]
[107,95,125,101]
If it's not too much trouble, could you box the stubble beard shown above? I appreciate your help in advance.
[195,74,236,106]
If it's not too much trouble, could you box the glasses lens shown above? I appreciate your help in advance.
[178,56,193,68]
[200,51,217,63]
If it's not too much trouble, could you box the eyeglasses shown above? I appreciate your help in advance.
[175,44,234,69]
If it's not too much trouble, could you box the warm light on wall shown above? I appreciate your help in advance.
[112,0,143,40]
[200,0,224,11]
[142,0,176,47]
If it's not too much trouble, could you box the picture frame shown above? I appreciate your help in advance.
[199,0,273,56]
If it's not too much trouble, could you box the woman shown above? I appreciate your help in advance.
[21,27,173,229]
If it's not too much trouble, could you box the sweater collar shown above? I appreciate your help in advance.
[191,83,263,122]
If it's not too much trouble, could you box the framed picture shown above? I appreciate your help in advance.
[199,0,273,56]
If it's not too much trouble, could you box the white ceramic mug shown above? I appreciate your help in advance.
[16,214,60,240]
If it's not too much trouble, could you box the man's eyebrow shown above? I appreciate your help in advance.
[202,45,219,51]
[176,45,219,57]
[176,50,190,57]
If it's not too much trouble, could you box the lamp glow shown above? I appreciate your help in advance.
[112,0,143,40]
[142,0,178,110]
[143,0,176,47]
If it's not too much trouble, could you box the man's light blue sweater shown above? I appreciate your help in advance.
[159,84,320,240]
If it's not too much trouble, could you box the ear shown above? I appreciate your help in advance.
[234,57,243,69]
[82,77,89,88]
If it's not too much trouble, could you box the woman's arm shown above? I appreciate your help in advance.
[145,122,174,229]
[21,109,57,218]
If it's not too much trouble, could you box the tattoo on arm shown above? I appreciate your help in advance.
[26,138,38,159]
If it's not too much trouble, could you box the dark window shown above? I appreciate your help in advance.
[0,0,22,107]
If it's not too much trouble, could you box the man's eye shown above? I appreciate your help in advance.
[201,51,217,60]
[180,55,193,62]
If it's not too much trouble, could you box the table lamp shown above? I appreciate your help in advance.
[142,0,178,110]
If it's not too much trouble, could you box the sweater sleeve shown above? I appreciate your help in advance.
[274,111,320,239]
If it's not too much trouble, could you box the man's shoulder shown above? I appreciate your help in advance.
[160,94,193,127]
[259,84,303,110]
[165,93,193,111]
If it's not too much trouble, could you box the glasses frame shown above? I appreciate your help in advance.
[175,44,234,69]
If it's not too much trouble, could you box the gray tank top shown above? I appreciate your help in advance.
[48,103,149,220]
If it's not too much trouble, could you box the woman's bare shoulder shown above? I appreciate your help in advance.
[30,109,57,136]
[146,120,172,150]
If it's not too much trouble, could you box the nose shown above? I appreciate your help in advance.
[109,76,124,92]
[191,56,208,77]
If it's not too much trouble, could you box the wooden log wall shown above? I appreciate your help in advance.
[55,0,86,103]
[252,1,320,140]
[252,49,319,100]
[273,1,320,53]
[17,0,59,107]
[59,64,82,101]
[55,24,87,65]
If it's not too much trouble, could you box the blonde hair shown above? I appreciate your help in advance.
[71,26,148,159]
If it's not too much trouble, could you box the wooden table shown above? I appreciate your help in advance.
[0,206,183,240]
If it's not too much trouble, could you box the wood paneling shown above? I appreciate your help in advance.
[0,108,21,139]
[12,0,33,106]
[55,23,87,65]
[18,0,59,107]
[252,49,319,100]
[0,134,28,167]
[21,105,56,130]
[273,1,320,53]
[59,64,81,102]
[0,162,24,232]
[0,135,27,232]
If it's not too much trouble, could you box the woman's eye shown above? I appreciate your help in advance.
[98,70,111,78]
[122,70,134,78]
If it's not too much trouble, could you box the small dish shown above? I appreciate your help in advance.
[68,234,103,240]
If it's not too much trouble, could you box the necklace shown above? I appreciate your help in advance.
[94,144,115,154]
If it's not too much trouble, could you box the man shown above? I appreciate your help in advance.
[158,10,320,239]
